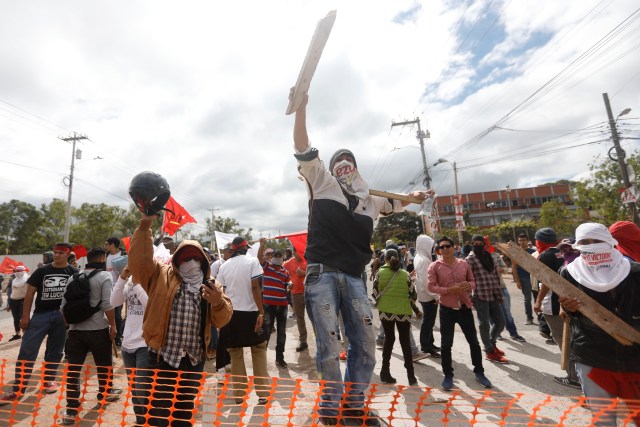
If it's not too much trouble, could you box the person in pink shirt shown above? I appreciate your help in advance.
[427,236,492,391]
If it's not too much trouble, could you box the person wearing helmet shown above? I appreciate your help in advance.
[128,208,233,426]
[290,88,432,426]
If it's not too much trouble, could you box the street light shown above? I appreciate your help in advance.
[434,158,464,244]
[486,202,497,226]
[505,185,516,241]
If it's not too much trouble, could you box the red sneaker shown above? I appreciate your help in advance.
[485,349,509,364]
[494,347,505,356]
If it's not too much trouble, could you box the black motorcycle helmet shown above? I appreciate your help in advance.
[128,171,171,216]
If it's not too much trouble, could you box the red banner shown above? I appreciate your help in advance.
[162,197,197,236]
[0,256,29,274]
[275,231,308,260]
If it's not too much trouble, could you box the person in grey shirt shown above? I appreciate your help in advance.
[59,247,122,425]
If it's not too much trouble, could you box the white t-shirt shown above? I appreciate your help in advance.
[106,251,122,287]
[110,277,148,351]
[217,254,263,311]
[210,259,223,279]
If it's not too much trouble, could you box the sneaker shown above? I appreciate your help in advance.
[442,375,454,391]
[428,350,441,358]
[104,388,123,403]
[0,392,19,406]
[412,352,429,362]
[545,338,556,345]
[525,319,534,325]
[275,359,288,369]
[43,381,59,394]
[296,342,308,352]
[375,340,383,349]
[8,334,21,342]
[339,352,347,361]
[553,376,582,389]
[342,409,381,426]
[475,373,492,389]
[206,349,217,360]
[494,347,505,356]
[408,374,418,386]
[485,350,509,364]
[539,331,552,340]
[511,335,526,342]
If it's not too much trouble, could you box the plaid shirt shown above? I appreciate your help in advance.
[465,253,503,303]
[161,282,203,368]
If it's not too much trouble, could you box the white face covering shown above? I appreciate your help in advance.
[178,259,204,287]
[332,159,369,202]
[271,257,283,266]
[567,242,630,292]
[13,271,28,286]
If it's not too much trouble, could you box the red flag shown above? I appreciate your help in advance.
[275,231,308,260]
[162,196,197,236]
[0,256,29,274]
[121,236,131,252]
[72,244,88,259]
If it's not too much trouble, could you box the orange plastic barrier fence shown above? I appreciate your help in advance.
[0,359,639,426]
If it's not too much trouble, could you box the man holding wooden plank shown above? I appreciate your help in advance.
[558,222,640,426]
[291,88,430,426]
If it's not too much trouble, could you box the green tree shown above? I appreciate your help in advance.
[538,200,578,237]
[573,151,640,225]
[70,203,127,248]
[372,211,422,248]
[0,200,45,254]
[40,198,67,247]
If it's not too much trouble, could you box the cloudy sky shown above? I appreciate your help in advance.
[1,0,639,239]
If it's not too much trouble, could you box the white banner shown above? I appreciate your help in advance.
[214,231,261,258]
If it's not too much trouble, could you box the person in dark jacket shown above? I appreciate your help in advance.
[559,222,640,426]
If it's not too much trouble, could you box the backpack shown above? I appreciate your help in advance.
[62,269,103,324]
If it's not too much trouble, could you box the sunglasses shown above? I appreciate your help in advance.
[438,244,452,250]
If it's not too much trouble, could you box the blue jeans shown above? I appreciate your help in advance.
[419,300,438,352]
[500,288,519,338]
[208,326,218,350]
[474,298,505,353]
[305,266,376,416]
[518,275,534,321]
[264,304,288,361]
[13,310,66,394]
[122,347,152,426]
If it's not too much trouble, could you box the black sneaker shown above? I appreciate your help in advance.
[104,388,123,403]
[296,343,308,352]
[275,359,288,369]
[8,334,21,342]
[342,409,381,426]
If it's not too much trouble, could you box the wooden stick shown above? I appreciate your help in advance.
[495,242,640,345]
[112,340,119,359]
[286,11,337,115]
[560,318,570,370]
[369,189,422,204]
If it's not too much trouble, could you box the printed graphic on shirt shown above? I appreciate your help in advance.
[41,274,71,301]
[127,292,144,317]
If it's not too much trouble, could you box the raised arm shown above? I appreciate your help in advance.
[290,87,310,153]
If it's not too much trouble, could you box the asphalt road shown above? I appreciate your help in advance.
[0,272,602,426]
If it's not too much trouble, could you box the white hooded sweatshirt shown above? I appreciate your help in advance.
[414,235,439,303]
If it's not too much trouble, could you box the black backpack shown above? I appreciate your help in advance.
[63,269,103,324]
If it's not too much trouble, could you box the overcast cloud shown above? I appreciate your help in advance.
[1,0,638,239]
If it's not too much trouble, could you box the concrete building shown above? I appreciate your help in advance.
[435,183,576,230]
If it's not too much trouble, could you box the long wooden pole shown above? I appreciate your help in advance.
[368,189,422,204]
[496,242,640,345]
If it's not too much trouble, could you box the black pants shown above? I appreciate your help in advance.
[381,319,413,376]
[9,298,24,333]
[439,306,484,376]
[147,351,205,427]
[419,300,438,352]
[65,328,114,414]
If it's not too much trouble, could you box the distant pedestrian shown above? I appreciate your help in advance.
[7,266,29,342]
[511,233,536,325]
[283,247,309,352]
[413,235,441,358]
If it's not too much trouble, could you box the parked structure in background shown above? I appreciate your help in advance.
[435,183,576,230]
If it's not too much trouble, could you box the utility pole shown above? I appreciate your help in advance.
[505,185,516,241]
[208,207,219,251]
[451,162,465,245]
[391,117,432,188]
[59,132,88,243]
[603,93,639,225]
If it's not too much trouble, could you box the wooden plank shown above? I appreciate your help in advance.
[286,10,337,115]
[369,189,422,204]
[560,319,570,370]
[496,242,640,346]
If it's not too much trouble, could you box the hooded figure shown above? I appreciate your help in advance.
[413,235,441,358]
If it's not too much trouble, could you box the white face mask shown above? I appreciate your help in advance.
[178,259,204,286]
[15,272,26,279]
[332,159,369,202]
[567,242,630,292]
[271,257,283,266]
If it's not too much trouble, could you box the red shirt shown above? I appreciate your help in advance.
[283,257,307,295]
[427,258,475,309]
